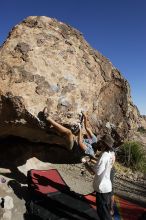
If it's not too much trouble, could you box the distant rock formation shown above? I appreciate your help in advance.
[0,16,144,147]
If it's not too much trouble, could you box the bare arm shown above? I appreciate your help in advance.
[90,158,97,164]
[82,112,94,138]
[85,156,105,176]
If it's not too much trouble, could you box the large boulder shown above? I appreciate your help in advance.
[0,16,142,147]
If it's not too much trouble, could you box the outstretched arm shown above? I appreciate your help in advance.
[82,112,94,138]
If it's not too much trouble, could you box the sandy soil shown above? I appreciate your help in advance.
[0,137,146,219]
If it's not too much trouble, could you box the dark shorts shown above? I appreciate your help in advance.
[84,135,97,157]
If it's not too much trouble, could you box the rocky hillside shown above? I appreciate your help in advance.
[140,115,146,128]
[0,16,144,146]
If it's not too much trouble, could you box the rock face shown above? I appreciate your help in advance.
[0,16,143,147]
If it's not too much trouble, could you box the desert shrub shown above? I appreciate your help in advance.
[117,141,146,172]
[137,126,146,133]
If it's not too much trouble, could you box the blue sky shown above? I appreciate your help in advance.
[0,0,146,114]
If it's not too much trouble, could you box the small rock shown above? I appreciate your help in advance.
[0,177,6,183]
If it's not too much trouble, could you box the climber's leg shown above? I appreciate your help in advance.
[43,107,74,150]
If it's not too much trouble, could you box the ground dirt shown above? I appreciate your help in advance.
[0,136,146,220]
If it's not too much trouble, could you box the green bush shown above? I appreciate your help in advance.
[137,126,146,133]
[117,141,146,172]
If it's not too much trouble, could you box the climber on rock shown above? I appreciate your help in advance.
[78,111,98,160]
[42,107,98,159]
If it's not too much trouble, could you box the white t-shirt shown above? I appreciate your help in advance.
[93,151,115,193]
